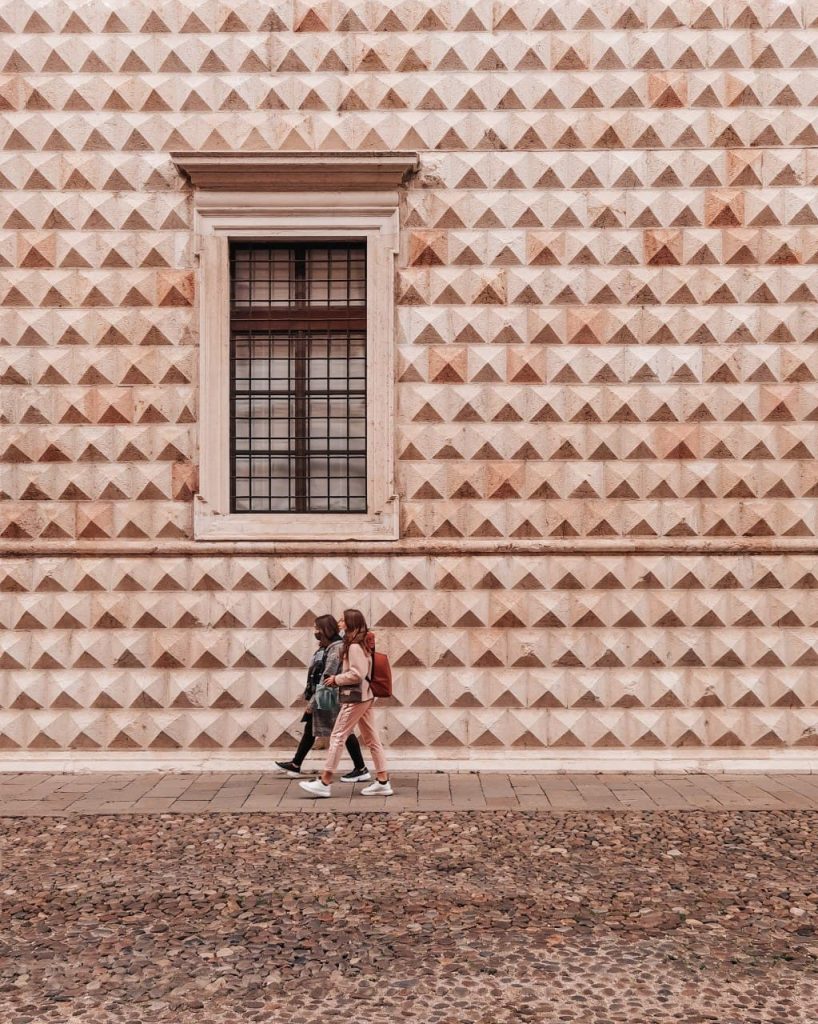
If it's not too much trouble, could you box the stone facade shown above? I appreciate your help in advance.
[2,0,818,766]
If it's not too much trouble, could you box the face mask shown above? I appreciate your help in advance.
[313,632,321,641]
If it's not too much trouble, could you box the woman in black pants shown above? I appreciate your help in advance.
[275,615,370,782]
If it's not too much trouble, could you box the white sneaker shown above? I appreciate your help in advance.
[361,779,393,797]
[299,779,332,798]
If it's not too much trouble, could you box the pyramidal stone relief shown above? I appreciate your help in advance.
[1,0,818,764]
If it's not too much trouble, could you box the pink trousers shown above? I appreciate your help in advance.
[324,700,388,776]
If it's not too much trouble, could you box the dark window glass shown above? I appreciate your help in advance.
[229,242,367,513]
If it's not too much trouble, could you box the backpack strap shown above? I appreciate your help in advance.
[365,642,374,682]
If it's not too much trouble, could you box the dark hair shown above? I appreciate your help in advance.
[314,614,339,647]
[341,608,368,657]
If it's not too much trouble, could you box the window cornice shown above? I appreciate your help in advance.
[171,150,420,192]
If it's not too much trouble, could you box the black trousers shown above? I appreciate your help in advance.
[293,713,365,771]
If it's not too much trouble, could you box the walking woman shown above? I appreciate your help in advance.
[300,609,392,798]
[275,614,370,783]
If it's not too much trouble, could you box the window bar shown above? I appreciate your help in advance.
[293,246,308,514]
[229,240,367,514]
[228,247,236,512]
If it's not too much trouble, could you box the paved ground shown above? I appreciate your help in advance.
[2,770,818,815]
[2,773,818,1022]
[2,806,817,1023]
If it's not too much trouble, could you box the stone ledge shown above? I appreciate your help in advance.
[2,751,817,774]
[171,150,420,191]
[3,538,818,556]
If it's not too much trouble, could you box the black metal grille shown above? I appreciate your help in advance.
[229,241,367,514]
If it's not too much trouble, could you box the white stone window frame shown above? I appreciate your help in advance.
[175,153,418,542]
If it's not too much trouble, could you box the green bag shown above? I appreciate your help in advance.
[312,682,340,737]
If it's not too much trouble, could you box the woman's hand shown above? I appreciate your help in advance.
[325,676,336,688]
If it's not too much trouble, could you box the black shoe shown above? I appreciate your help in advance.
[340,766,371,783]
[275,761,302,778]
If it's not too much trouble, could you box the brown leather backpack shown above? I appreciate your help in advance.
[367,646,393,698]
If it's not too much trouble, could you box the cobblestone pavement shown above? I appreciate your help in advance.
[2,809,817,1023]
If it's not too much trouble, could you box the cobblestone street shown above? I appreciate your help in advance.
[2,791,817,1022]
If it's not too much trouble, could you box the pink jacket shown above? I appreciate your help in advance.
[333,642,374,701]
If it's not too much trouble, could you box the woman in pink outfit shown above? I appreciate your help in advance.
[299,609,392,798]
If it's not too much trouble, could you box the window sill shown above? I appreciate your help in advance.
[193,495,400,542]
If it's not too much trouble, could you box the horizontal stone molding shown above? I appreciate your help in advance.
[1,751,816,775]
[4,539,818,557]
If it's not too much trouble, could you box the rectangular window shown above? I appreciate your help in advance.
[229,241,368,514]
[185,171,405,541]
